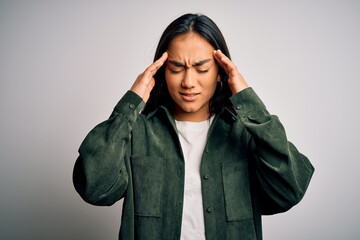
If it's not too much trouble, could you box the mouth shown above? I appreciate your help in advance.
[179,92,200,101]
[180,92,200,97]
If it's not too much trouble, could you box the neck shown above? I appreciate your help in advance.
[173,111,211,122]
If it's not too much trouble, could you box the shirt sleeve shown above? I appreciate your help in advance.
[73,91,145,206]
[230,87,314,214]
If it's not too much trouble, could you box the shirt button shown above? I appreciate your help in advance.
[129,103,135,109]
[236,105,243,110]
[206,207,213,213]
[203,174,209,180]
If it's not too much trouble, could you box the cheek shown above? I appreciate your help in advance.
[204,72,219,91]
[164,72,173,89]
[164,72,178,95]
[164,70,171,84]
[165,70,182,88]
[208,81,218,95]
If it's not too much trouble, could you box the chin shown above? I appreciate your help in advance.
[179,104,198,113]
[180,108,195,114]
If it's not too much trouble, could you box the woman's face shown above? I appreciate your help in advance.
[165,33,219,122]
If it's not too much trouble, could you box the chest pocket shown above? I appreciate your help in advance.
[131,156,164,217]
[221,161,253,221]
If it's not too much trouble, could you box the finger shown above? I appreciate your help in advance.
[158,51,168,62]
[213,50,227,69]
[213,50,237,74]
[145,52,168,77]
[147,77,155,92]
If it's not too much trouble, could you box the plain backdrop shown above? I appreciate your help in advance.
[1,0,359,239]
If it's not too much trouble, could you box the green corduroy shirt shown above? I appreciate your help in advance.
[73,87,314,240]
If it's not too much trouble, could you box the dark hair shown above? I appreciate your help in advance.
[142,13,233,116]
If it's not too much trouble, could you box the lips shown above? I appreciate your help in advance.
[180,92,200,101]
[180,92,199,96]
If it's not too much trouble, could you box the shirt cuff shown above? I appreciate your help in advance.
[113,91,145,121]
[229,87,267,117]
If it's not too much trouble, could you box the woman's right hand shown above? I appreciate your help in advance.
[130,52,168,103]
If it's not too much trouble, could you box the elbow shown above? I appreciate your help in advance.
[260,188,304,215]
[259,168,314,215]
[283,159,315,210]
[72,156,128,206]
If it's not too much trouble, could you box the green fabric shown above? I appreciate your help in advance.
[73,87,314,240]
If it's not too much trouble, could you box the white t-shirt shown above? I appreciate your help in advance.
[175,117,213,240]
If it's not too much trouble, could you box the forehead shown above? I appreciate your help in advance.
[167,33,215,60]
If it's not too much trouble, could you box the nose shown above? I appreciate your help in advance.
[181,68,195,89]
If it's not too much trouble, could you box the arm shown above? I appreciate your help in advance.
[73,52,168,206]
[214,50,314,213]
[73,91,144,206]
[230,88,314,214]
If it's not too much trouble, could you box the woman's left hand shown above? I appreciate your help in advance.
[213,50,249,95]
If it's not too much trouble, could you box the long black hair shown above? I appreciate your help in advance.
[142,13,233,115]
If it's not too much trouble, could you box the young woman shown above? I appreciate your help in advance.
[73,13,314,240]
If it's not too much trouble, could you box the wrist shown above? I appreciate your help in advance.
[231,84,250,95]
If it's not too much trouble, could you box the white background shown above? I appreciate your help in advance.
[1,0,359,239]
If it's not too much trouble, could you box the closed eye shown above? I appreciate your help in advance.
[169,68,183,74]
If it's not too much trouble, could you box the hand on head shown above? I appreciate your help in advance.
[213,50,249,95]
[131,48,249,103]
[130,52,168,102]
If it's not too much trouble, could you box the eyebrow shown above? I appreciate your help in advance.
[168,59,212,67]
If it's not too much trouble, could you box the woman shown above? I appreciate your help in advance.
[73,13,314,240]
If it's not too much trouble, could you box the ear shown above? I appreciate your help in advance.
[217,74,221,82]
